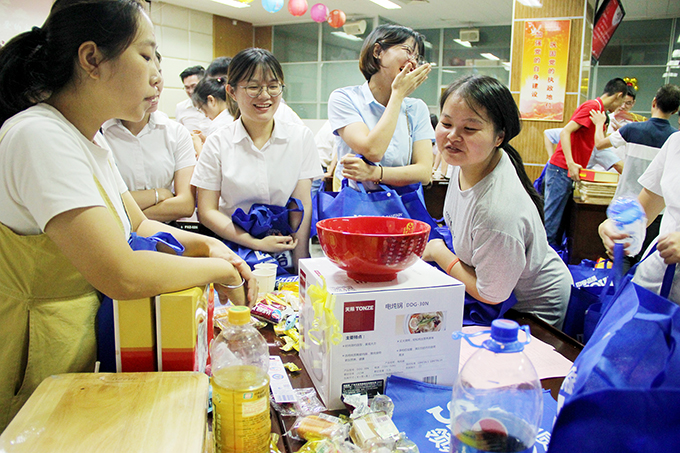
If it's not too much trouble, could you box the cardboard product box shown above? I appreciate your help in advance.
[114,297,156,372]
[298,258,465,410]
[155,285,211,372]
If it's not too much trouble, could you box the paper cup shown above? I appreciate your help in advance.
[254,262,278,272]
[252,268,276,295]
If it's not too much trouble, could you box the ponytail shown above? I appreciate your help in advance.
[0,0,143,125]
[504,144,545,224]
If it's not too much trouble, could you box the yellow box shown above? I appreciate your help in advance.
[155,286,210,372]
[113,297,156,372]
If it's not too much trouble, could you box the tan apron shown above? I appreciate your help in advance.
[0,127,127,432]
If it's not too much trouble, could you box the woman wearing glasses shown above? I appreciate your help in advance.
[328,24,434,191]
[191,48,323,273]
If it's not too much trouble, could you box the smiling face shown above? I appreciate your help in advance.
[97,13,160,122]
[435,92,504,171]
[375,37,419,80]
[229,66,282,126]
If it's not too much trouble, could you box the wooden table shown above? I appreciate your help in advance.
[565,198,608,265]
[265,310,582,452]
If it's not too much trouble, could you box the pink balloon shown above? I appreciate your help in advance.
[288,0,308,16]
[310,3,328,23]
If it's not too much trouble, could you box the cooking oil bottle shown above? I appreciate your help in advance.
[211,306,270,453]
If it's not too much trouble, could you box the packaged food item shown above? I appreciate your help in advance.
[349,412,400,448]
[291,414,347,441]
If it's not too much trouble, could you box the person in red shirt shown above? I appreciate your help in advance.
[544,78,629,248]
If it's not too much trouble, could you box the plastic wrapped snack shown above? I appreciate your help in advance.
[290,414,348,441]
[349,411,400,448]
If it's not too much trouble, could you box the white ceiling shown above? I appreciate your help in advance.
[155,0,680,29]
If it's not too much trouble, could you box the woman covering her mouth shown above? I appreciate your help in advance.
[327,24,434,192]
[191,48,323,275]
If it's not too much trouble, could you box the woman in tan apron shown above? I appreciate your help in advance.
[0,0,256,432]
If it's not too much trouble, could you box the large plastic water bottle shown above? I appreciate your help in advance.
[450,319,542,453]
[607,196,647,256]
[211,306,271,453]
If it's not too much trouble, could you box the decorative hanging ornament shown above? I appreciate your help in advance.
[310,3,328,23]
[327,9,346,28]
[623,77,639,91]
[288,0,308,16]
[262,0,284,13]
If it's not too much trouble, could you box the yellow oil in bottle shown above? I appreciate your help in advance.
[212,364,271,453]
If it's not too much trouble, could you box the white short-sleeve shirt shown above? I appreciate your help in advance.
[206,109,235,137]
[175,98,212,135]
[103,111,196,192]
[0,104,131,238]
[191,118,323,216]
[634,131,680,303]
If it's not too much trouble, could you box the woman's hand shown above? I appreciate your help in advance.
[391,62,431,100]
[215,269,249,307]
[258,234,298,254]
[598,218,629,259]
[657,232,680,265]
[207,238,258,304]
[340,154,380,182]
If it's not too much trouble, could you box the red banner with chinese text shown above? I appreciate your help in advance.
[519,20,571,121]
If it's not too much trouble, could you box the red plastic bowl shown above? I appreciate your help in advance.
[316,216,431,282]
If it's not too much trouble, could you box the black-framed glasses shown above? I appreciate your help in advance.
[238,83,285,98]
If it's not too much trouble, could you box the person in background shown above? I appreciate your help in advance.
[592,84,680,269]
[312,120,338,197]
[0,0,255,432]
[192,76,235,137]
[610,84,647,130]
[544,126,623,173]
[191,48,323,273]
[174,65,211,141]
[599,130,680,305]
[423,75,570,328]
[206,56,232,78]
[431,113,450,180]
[103,51,196,223]
[328,24,434,191]
[543,78,629,248]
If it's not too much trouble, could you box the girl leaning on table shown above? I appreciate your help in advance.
[422,75,571,328]
[102,50,197,223]
[0,0,256,432]
[327,24,434,191]
[191,48,323,274]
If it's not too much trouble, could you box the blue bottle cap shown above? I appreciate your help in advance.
[490,319,519,343]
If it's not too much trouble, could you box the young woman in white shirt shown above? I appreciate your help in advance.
[328,24,434,191]
[192,48,323,273]
[103,51,196,222]
[0,0,255,429]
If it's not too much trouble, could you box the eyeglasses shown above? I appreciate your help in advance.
[238,83,285,98]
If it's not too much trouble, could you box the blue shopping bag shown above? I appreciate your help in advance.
[385,375,557,453]
[563,258,613,342]
[549,244,679,453]
[231,197,303,239]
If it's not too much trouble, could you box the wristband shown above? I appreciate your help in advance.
[217,278,245,290]
[446,257,460,275]
[154,188,159,205]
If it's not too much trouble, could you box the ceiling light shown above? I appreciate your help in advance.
[368,0,402,10]
[331,31,364,42]
[480,53,500,60]
[442,69,457,74]
[453,39,471,48]
[517,0,542,6]
[424,41,433,49]
[209,0,250,8]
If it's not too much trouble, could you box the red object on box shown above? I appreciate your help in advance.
[316,216,430,282]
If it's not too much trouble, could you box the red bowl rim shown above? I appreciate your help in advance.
[316,216,431,237]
